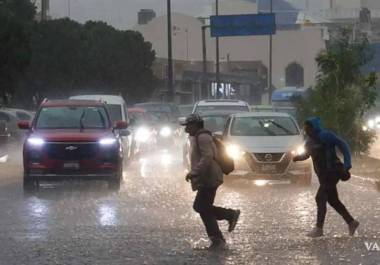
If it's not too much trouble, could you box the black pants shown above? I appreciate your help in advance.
[193,187,235,241]
[316,176,354,228]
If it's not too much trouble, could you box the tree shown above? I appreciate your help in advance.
[16,19,156,106]
[0,0,35,104]
[295,29,378,154]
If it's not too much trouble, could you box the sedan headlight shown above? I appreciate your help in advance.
[27,137,45,146]
[291,145,306,156]
[160,127,172,138]
[226,144,244,160]
[135,127,151,143]
[99,138,117,146]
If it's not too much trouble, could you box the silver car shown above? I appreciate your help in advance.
[217,112,312,185]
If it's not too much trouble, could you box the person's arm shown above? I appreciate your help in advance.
[320,131,352,170]
[190,133,214,177]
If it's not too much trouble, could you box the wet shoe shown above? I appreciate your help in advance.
[209,237,227,250]
[307,227,323,238]
[348,220,359,236]
[228,210,241,232]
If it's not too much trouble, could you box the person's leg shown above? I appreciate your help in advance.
[193,187,224,240]
[316,185,328,229]
[326,184,354,225]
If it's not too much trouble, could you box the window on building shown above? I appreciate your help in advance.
[285,63,304,87]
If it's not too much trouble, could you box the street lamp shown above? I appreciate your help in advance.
[215,0,221,99]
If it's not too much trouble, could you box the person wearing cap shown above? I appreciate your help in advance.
[293,117,359,238]
[181,114,240,249]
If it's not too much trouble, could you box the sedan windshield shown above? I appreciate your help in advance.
[36,106,109,129]
[231,116,299,136]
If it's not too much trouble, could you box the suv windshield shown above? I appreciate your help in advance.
[231,116,299,136]
[36,106,109,129]
[196,105,249,113]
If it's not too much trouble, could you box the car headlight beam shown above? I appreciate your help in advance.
[292,145,306,156]
[135,127,151,143]
[99,138,117,145]
[27,137,45,146]
[160,127,172,138]
[226,144,244,160]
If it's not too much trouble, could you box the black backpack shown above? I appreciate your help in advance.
[195,130,235,175]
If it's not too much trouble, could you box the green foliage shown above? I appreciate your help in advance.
[295,29,378,154]
[0,2,156,106]
[0,0,35,104]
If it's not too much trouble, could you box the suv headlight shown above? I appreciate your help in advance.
[226,144,244,160]
[99,138,117,146]
[27,137,45,146]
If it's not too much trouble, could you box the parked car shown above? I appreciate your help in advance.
[0,108,34,141]
[192,99,250,114]
[70,95,133,162]
[19,99,128,190]
[217,112,312,185]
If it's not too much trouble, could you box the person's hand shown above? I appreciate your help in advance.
[185,173,195,182]
[293,156,300,162]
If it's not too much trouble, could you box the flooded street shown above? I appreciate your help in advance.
[0,147,379,265]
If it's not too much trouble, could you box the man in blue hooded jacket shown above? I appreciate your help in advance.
[293,117,359,238]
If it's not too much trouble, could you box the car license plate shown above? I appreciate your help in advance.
[261,164,276,172]
[63,162,80,170]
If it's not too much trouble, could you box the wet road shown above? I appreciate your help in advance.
[0,148,379,265]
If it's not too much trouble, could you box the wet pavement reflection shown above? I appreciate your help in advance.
[0,147,379,264]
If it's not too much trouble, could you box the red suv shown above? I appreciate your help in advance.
[18,100,128,190]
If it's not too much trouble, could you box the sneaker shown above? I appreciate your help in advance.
[228,210,241,232]
[348,220,359,236]
[307,227,324,238]
[209,237,227,250]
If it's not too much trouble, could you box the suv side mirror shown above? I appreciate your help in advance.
[18,120,30,130]
[114,120,128,130]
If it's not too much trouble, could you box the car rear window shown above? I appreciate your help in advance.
[195,105,249,113]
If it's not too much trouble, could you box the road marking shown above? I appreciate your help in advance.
[0,154,8,163]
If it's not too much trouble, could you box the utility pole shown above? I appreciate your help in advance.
[215,0,221,99]
[41,0,48,21]
[268,0,273,104]
[68,0,71,18]
[167,0,174,102]
[202,25,210,99]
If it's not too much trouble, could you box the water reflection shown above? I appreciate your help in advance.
[99,203,117,226]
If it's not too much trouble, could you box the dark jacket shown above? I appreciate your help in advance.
[295,117,352,178]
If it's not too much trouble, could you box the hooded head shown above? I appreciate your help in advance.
[304,117,323,138]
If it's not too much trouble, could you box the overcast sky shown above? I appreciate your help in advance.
[47,0,328,30]
[49,0,216,29]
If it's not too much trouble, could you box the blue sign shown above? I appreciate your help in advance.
[210,13,276,37]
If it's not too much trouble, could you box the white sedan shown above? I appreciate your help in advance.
[216,112,312,185]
